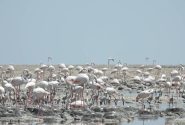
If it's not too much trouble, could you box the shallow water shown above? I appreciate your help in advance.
[121,89,185,110]
[51,117,171,125]
[0,118,173,125]
[1,88,183,125]
[121,117,165,125]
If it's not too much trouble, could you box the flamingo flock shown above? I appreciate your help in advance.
[0,63,184,115]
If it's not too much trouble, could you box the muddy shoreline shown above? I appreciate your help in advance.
[0,103,184,125]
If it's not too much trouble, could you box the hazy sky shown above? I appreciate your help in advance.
[0,0,185,65]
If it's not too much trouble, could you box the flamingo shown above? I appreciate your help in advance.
[61,67,69,78]
[3,81,15,103]
[99,76,109,83]
[34,68,42,81]
[136,89,154,109]
[87,69,97,83]
[122,66,128,81]
[106,87,117,94]
[71,85,84,103]
[147,68,153,73]
[40,64,48,79]
[171,75,182,98]
[48,80,59,103]
[65,75,77,102]
[58,63,66,69]
[136,69,142,74]
[102,68,108,75]
[110,78,120,86]
[73,73,89,92]
[115,63,123,70]
[110,69,118,78]
[0,86,5,105]
[139,65,145,72]
[35,81,49,90]
[0,66,3,73]
[48,81,59,90]
[11,76,28,100]
[163,81,172,96]
[132,76,142,84]
[96,78,105,86]
[6,65,15,78]
[143,72,150,78]
[171,70,179,78]
[68,65,74,75]
[65,76,77,87]
[89,81,103,103]
[25,81,36,106]
[47,65,55,80]
[22,69,32,79]
[48,73,57,81]
[155,65,162,70]
[156,75,167,91]
[69,100,87,109]
[68,74,89,108]
[105,87,118,102]
[48,65,55,72]
[177,64,184,74]
[32,87,50,114]
[89,81,102,90]
[75,66,83,73]
[93,69,103,77]
[143,75,155,86]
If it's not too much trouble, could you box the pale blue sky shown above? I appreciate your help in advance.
[0,0,185,65]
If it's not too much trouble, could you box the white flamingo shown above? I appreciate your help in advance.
[32,87,50,111]
[69,100,87,109]
[11,76,28,99]
[110,68,118,78]
[171,70,179,78]
[96,78,105,86]
[75,66,83,73]
[25,81,36,106]
[68,65,74,75]
[6,65,15,78]
[99,76,109,83]
[102,68,108,75]
[71,85,84,102]
[122,66,128,81]
[68,74,89,108]
[47,65,55,80]
[35,80,49,90]
[40,64,48,79]
[93,69,103,77]
[132,76,142,83]
[110,78,120,86]
[34,68,42,81]
[171,75,182,95]
[163,81,172,95]
[105,87,118,100]
[58,63,66,69]
[0,86,5,105]
[48,81,59,93]
[61,67,69,77]
[136,89,154,109]
[4,81,15,102]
